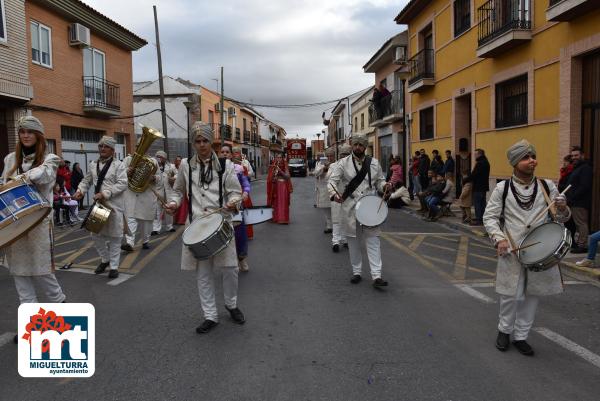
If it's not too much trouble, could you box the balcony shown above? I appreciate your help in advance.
[83,77,120,116]
[368,89,404,127]
[546,0,600,21]
[243,130,251,143]
[476,0,532,58]
[235,128,241,141]
[407,49,434,93]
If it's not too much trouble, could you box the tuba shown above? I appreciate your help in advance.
[128,126,165,193]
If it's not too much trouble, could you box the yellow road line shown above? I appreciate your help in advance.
[420,241,456,252]
[409,235,425,251]
[422,255,495,278]
[128,228,182,274]
[76,256,101,266]
[468,266,496,277]
[453,236,469,279]
[55,235,90,247]
[55,241,94,265]
[471,253,497,262]
[431,235,459,243]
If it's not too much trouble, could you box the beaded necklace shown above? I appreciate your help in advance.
[509,177,538,211]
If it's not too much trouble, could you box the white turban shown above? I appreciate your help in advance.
[339,144,352,156]
[325,148,336,156]
[155,150,167,159]
[507,139,536,166]
[99,135,117,149]
[191,121,214,143]
[17,116,45,135]
[351,134,368,147]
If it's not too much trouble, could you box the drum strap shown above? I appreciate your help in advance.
[187,157,227,223]
[500,178,551,227]
[94,158,113,194]
[342,156,372,201]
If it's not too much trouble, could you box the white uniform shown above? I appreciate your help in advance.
[328,159,346,246]
[314,161,332,230]
[1,152,66,303]
[153,161,176,232]
[328,155,386,279]
[122,155,161,247]
[169,154,242,322]
[483,178,569,340]
[77,158,127,271]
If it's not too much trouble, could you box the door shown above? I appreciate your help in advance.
[581,50,600,231]
[83,48,106,105]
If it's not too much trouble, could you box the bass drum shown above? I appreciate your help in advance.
[355,194,388,227]
[182,213,234,260]
[518,222,572,272]
[243,206,273,225]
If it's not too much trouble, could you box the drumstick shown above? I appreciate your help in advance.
[329,183,342,199]
[150,188,168,208]
[511,241,541,253]
[377,186,389,212]
[198,207,226,219]
[528,185,571,228]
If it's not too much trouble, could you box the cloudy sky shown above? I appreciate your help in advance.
[86,0,408,139]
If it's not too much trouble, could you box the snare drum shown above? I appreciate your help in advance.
[82,202,112,234]
[355,194,388,227]
[0,178,51,248]
[243,206,273,225]
[518,222,572,272]
[182,213,234,260]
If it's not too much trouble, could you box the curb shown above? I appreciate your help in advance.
[403,204,489,241]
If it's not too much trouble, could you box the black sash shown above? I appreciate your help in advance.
[187,156,226,223]
[342,156,372,201]
[95,158,113,194]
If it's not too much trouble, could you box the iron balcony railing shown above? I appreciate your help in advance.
[235,128,241,141]
[408,49,435,86]
[477,0,531,47]
[368,89,404,123]
[243,130,251,143]
[548,0,562,6]
[83,77,120,111]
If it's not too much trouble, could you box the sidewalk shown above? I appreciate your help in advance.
[402,199,600,284]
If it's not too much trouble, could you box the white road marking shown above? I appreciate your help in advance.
[107,273,134,286]
[534,327,600,369]
[0,332,16,348]
[62,267,95,275]
[467,282,495,288]
[454,284,496,304]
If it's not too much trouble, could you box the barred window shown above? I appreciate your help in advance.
[454,0,471,37]
[419,107,434,140]
[496,74,528,128]
[61,126,103,142]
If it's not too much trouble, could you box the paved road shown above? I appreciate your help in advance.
[1,177,599,400]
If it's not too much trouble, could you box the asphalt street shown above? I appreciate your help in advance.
[1,176,600,401]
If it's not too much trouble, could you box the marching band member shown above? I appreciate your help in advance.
[74,136,127,279]
[121,148,161,251]
[152,150,176,235]
[330,144,352,252]
[2,116,66,324]
[165,122,244,334]
[484,139,570,356]
[328,134,391,288]
[314,150,335,234]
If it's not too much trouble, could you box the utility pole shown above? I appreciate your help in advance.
[220,67,225,148]
[153,5,169,157]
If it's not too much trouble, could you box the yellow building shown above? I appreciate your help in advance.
[396,0,600,228]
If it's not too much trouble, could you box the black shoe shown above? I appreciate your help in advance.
[373,278,388,288]
[332,244,340,253]
[196,319,219,334]
[94,262,109,274]
[142,243,150,250]
[13,334,18,344]
[108,269,119,279]
[324,228,333,234]
[350,274,362,284]
[121,244,134,252]
[512,340,534,356]
[169,228,176,232]
[495,331,510,351]
[226,307,246,325]
[571,246,588,254]
[343,243,348,249]
[151,231,159,236]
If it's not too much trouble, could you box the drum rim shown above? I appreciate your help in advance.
[0,178,30,192]
[355,194,388,227]
[184,219,234,260]
[518,222,568,266]
[0,205,51,249]
[182,213,225,245]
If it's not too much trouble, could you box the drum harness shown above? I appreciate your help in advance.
[340,156,372,202]
[499,177,551,230]
[81,157,113,229]
[188,156,227,224]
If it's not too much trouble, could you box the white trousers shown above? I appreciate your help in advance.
[497,271,539,341]
[347,229,382,279]
[14,274,66,304]
[196,265,238,322]
[322,208,332,230]
[153,203,173,232]
[125,217,152,246]
[332,222,346,245]
[93,235,122,270]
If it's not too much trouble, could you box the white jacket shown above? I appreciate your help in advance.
[390,186,411,205]
[314,161,332,208]
[122,155,160,221]
[1,152,60,276]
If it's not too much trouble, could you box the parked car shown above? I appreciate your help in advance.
[288,158,307,177]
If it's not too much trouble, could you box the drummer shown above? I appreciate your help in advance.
[483,139,570,356]
[328,133,391,288]
[330,144,352,252]
[165,122,244,334]
[2,116,67,344]
[73,136,127,279]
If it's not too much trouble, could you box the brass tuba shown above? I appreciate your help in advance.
[128,126,165,193]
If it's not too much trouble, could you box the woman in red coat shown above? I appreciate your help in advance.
[267,153,293,224]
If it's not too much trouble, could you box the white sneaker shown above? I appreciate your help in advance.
[576,259,595,268]
[238,258,249,272]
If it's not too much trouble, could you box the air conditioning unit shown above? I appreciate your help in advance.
[214,103,221,112]
[69,23,91,47]
[228,107,236,117]
[393,46,407,64]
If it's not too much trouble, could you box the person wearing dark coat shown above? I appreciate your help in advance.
[464,148,490,226]
[430,150,444,176]
[70,162,85,208]
[443,150,455,176]
[566,147,593,253]
[418,149,431,191]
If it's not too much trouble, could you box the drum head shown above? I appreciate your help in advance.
[182,214,224,245]
[519,223,565,264]
[243,207,273,225]
[355,195,388,227]
[0,206,50,248]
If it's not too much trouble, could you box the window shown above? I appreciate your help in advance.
[83,47,106,104]
[0,0,7,43]
[354,117,358,132]
[454,0,471,37]
[495,74,528,128]
[419,107,434,140]
[61,126,104,142]
[31,21,52,67]
[361,113,364,130]
[208,110,214,124]
[46,139,56,154]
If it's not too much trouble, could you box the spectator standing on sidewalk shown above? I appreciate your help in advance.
[466,148,490,226]
[418,149,431,193]
[567,146,593,253]
[558,155,576,243]
[456,139,471,197]
[576,230,600,268]
[430,150,444,175]
[411,151,421,198]
[443,150,455,179]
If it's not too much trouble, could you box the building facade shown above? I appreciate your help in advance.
[350,86,375,156]
[396,0,600,228]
